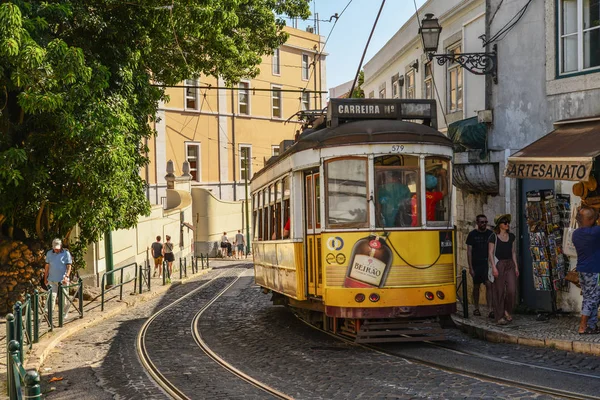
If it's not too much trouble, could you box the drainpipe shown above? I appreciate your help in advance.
[104,231,113,287]
[231,90,237,201]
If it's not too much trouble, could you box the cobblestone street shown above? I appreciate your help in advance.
[23,261,599,399]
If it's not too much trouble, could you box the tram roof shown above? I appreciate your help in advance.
[252,119,452,181]
[294,119,452,150]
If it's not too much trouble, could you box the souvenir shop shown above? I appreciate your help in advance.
[505,119,600,314]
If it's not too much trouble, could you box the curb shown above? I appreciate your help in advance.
[451,314,600,357]
[24,268,212,372]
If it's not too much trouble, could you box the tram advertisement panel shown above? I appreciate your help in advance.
[322,231,454,288]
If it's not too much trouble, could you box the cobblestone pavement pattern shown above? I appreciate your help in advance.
[32,261,597,399]
[198,274,557,399]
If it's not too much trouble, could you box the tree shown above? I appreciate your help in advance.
[350,70,365,98]
[0,1,311,266]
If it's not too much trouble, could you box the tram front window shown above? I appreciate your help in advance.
[424,157,450,226]
[374,155,419,228]
[325,158,368,228]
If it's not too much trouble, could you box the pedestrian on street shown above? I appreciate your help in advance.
[235,230,245,259]
[163,235,174,283]
[466,214,494,318]
[44,238,73,320]
[221,232,232,258]
[488,214,519,325]
[151,236,163,278]
[573,206,600,335]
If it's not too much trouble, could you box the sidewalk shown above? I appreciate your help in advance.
[452,304,600,356]
[1,260,246,389]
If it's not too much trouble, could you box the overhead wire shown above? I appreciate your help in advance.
[483,0,533,47]
[412,0,449,127]
[291,0,354,136]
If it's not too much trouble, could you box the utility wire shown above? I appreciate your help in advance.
[483,0,532,46]
[349,0,385,97]
[412,0,449,128]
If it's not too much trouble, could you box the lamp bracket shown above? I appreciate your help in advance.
[428,44,498,84]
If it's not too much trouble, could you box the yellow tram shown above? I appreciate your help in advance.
[251,98,456,342]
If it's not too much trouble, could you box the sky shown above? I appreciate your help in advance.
[288,0,428,91]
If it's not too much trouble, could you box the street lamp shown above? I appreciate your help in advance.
[419,13,498,84]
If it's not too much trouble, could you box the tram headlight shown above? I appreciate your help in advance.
[369,293,380,302]
[436,291,445,300]
[355,293,365,303]
[425,291,435,301]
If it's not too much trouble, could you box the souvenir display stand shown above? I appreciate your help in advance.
[525,190,571,316]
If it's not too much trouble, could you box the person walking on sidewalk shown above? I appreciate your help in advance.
[220,232,232,258]
[235,230,245,259]
[44,238,73,320]
[573,206,600,335]
[466,214,494,318]
[488,214,519,325]
[163,235,174,283]
[151,236,163,278]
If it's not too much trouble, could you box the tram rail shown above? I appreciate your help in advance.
[300,318,600,400]
[137,265,291,400]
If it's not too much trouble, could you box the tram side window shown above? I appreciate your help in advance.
[283,177,290,239]
[325,158,368,228]
[271,182,283,240]
[253,193,259,240]
[262,188,269,241]
[374,155,420,228]
[424,157,450,226]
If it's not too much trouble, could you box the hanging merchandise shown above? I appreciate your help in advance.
[525,190,571,300]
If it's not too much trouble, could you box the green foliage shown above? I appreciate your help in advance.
[350,70,365,99]
[0,0,310,269]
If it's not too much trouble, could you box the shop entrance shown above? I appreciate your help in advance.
[519,178,554,312]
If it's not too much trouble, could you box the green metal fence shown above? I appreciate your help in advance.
[6,315,42,400]
[101,262,138,311]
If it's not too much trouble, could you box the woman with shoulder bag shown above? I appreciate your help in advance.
[488,214,520,325]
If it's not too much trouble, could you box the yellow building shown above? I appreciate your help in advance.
[145,26,326,205]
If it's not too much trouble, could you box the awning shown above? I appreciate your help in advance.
[504,120,600,181]
[448,117,487,150]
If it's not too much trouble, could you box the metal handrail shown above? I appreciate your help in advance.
[57,279,84,327]
[101,262,138,311]
[138,259,151,294]
[7,339,41,400]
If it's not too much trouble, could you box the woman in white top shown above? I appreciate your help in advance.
[220,232,232,257]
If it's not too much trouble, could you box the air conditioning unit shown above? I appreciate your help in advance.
[306,26,314,33]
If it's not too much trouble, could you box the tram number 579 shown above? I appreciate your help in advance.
[391,144,405,153]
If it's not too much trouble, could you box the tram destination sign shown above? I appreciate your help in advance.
[328,98,436,127]
[504,159,593,181]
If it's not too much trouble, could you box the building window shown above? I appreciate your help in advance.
[447,45,463,112]
[424,61,433,99]
[272,145,280,156]
[378,83,386,98]
[185,79,199,110]
[240,145,252,181]
[271,85,282,118]
[406,70,415,99]
[302,53,310,80]
[186,142,201,182]
[368,90,375,98]
[272,48,281,75]
[559,0,600,75]
[391,74,400,98]
[238,82,250,115]
[301,91,310,110]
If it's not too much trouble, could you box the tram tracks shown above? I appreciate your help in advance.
[137,266,291,400]
[303,320,600,400]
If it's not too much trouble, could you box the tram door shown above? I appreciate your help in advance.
[305,171,323,297]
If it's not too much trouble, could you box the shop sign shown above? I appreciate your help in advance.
[504,160,592,181]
